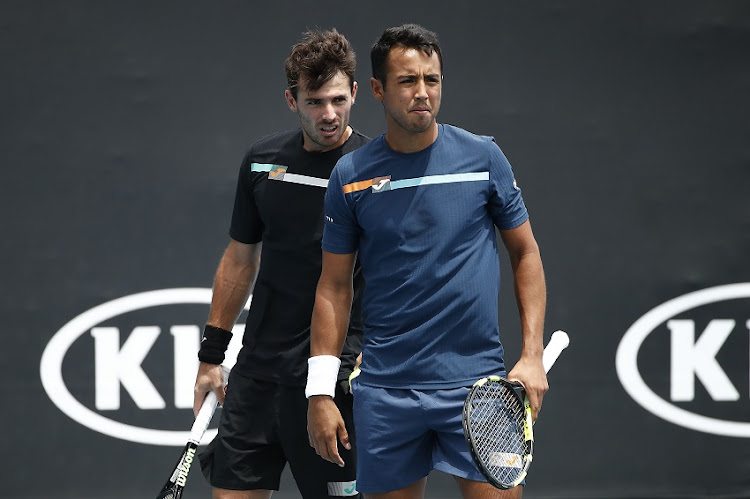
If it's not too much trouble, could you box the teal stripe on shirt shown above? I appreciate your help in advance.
[390,172,489,190]
[250,163,278,172]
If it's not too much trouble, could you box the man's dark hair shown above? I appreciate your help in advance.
[370,24,442,87]
[285,29,356,100]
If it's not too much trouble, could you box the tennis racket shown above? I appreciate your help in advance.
[462,330,570,489]
[155,365,229,499]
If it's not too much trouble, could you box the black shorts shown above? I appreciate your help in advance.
[199,369,359,498]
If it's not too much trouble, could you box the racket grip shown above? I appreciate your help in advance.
[542,330,569,373]
[190,391,218,443]
[189,365,229,444]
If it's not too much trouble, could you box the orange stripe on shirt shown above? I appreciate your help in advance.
[342,179,374,194]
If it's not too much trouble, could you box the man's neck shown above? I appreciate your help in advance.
[302,125,353,153]
[384,122,438,154]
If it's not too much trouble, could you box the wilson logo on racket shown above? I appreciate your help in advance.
[175,447,196,487]
[40,288,247,446]
[617,283,750,438]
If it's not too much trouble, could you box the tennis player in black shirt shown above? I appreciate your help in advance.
[193,29,368,499]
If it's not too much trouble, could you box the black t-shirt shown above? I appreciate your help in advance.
[230,128,370,386]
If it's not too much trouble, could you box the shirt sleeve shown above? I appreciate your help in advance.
[229,148,264,244]
[487,139,529,230]
[321,157,359,254]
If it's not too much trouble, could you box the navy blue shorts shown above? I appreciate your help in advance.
[351,379,489,494]
[199,369,359,497]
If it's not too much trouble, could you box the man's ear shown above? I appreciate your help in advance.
[351,81,358,105]
[370,77,384,103]
[284,89,298,112]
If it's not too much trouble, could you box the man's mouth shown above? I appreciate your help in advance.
[320,124,339,136]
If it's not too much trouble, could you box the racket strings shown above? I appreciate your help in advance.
[467,383,530,485]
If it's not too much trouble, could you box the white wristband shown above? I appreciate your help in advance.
[305,355,341,399]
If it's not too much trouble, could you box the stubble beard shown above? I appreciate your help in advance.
[392,110,435,135]
[299,114,349,152]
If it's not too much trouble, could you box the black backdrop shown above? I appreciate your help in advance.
[3,1,750,498]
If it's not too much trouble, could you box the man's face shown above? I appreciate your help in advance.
[372,47,442,136]
[286,71,357,153]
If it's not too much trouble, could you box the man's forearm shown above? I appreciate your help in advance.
[310,282,352,358]
[513,250,546,357]
[207,246,259,330]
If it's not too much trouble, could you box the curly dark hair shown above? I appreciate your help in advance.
[285,28,356,100]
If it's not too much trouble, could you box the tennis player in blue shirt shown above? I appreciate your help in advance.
[306,24,548,499]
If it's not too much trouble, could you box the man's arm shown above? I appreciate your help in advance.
[193,238,260,415]
[307,250,357,467]
[500,220,548,421]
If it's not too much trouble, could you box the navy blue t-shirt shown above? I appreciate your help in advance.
[323,124,528,389]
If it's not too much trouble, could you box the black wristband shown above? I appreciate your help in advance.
[198,325,233,364]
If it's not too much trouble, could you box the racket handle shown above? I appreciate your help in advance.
[189,365,229,444]
[542,330,569,373]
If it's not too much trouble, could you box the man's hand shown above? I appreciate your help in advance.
[193,362,226,416]
[507,355,548,421]
[307,395,350,467]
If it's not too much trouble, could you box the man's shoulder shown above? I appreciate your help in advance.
[341,128,372,154]
[336,134,383,175]
[248,129,301,154]
[239,129,304,169]
[442,123,496,147]
[348,128,372,144]
[349,133,384,157]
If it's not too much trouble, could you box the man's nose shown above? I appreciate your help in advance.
[321,103,336,121]
[414,79,428,100]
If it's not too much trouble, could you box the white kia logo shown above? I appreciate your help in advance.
[616,283,750,438]
[40,288,246,446]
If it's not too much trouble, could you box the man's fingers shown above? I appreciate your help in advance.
[527,390,544,421]
[306,397,348,466]
[338,424,351,451]
[194,362,227,414]
[531,404,541,421]
[326,438,345,467]
[328,421,351,466]
[309,433,344,467]
[192,391,207,417]
[215,382,227,406]
[308,430,347,466]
